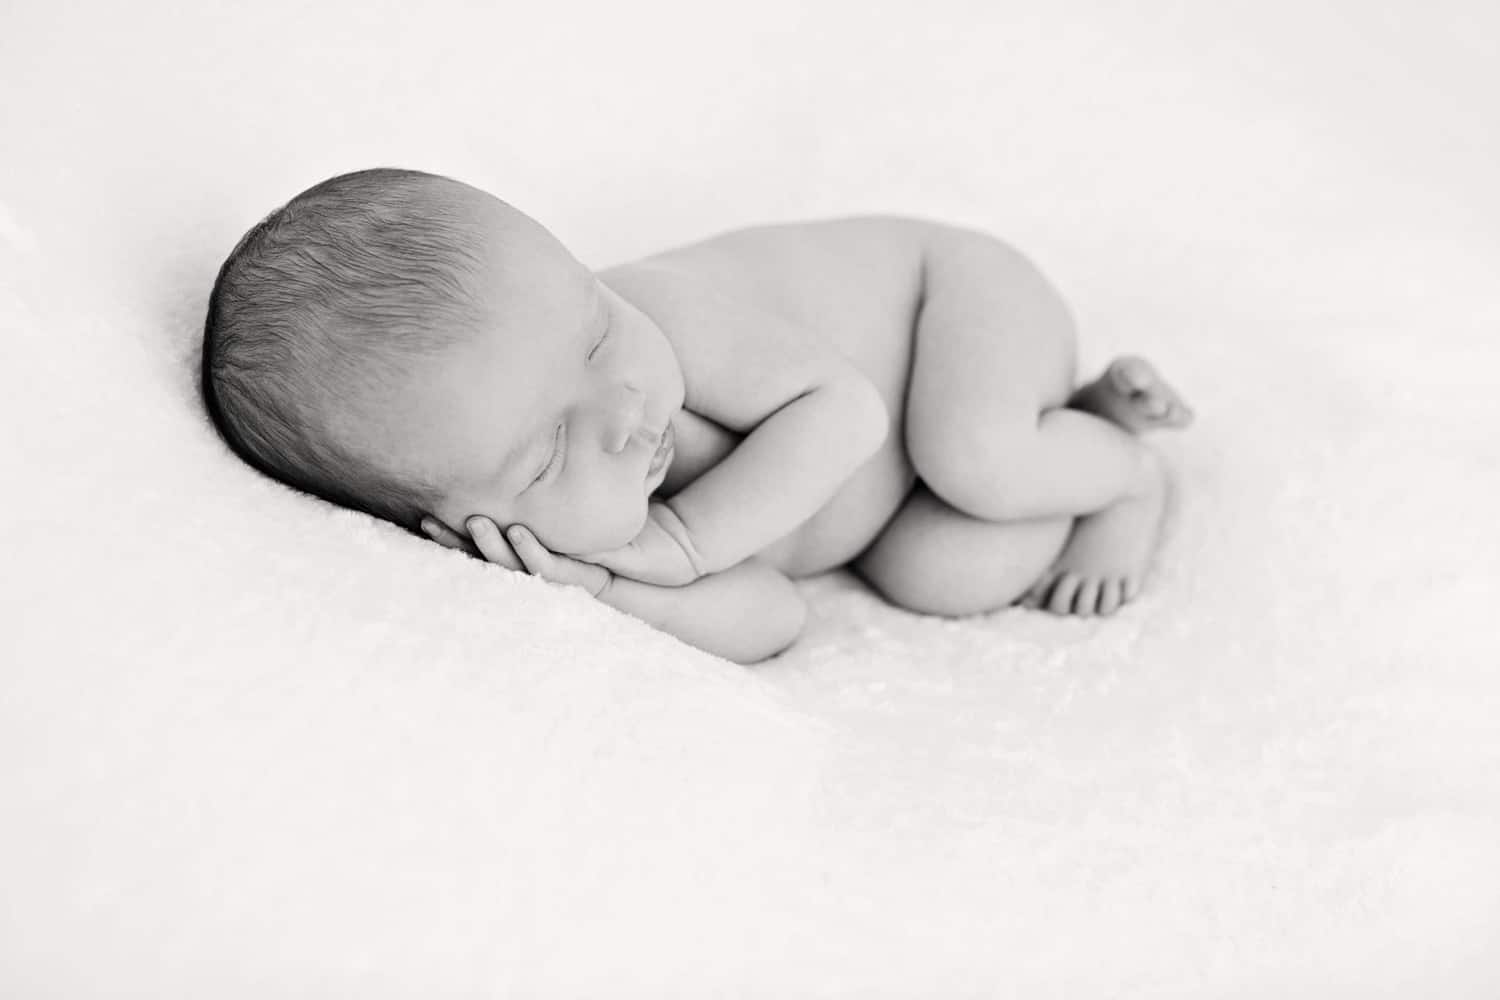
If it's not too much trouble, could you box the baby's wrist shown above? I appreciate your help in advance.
[593,569,615,600]
[653,500,706,576]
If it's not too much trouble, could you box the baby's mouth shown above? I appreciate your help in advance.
[646,423,675,477]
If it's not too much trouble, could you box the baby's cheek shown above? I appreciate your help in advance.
[542,493,645,555]
[589,501,649,552]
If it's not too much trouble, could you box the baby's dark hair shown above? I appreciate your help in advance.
[201,167,487,532]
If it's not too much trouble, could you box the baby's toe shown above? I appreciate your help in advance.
[1048,573,1082,615]
[1166,400,1195,428]
[1109,356,1157,396]
[1098,578,1122,615]
[1074,578,1101,616]
[1108,356,1198,428]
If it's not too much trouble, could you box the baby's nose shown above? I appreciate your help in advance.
[615,423,657,455]
[602,387,647,453]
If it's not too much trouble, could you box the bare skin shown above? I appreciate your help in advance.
[1023,356,1193,616]
[427,355,1193,623]
[1070,354,1195,434]
[387,195,1197,658]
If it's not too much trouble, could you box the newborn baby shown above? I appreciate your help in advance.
[202,168,1193,663]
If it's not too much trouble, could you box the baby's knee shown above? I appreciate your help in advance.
[905,419,1042,522]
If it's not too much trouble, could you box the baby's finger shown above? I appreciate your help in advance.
[503,524,553,577]
[464,516,524,572]
[575,545,638,577]
[421,517,475,554]
[506,526,610,596]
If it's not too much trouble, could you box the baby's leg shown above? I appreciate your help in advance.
[1013,357,1186,612]
[855,483,1073,617]
[902,229,1194,615]
[905,227,1153,523]
[1020,443,1171,614]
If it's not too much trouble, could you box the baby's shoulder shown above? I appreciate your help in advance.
[605,214,932,290]
[598,215,932,339]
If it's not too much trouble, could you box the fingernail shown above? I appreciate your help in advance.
[506,526,525,544]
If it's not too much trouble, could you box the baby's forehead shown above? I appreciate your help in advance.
[473,233,596,329]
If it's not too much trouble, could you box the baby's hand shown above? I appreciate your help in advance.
[421,516,612,598]
[577,501,704,587]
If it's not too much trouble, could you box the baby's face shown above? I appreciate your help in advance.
[378,199,685,555]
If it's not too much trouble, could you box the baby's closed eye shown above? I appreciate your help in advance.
[587,320,610,361]
[532,424,565,487]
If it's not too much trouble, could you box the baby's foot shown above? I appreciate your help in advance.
[1020,448,1171,616]
[1070,355,1194,434]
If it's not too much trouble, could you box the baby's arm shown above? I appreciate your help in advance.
[427,517,806,664]
[599,557,806,664]
[605,268,890,579]
[666,372,887,574]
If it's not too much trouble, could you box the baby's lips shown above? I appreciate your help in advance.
[647,423,675,473]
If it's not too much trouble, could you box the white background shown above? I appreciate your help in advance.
[3,1,1498,996]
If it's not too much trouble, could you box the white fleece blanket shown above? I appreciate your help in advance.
[4,1,1498,995]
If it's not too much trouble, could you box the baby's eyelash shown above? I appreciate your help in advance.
[587,322,609,361]
[533,425,564,484]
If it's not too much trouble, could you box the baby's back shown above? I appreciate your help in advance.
[603,216,933,576]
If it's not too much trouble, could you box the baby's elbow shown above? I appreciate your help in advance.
[764,584,809,661]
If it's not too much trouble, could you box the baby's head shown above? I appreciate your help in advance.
[202,168,684,555]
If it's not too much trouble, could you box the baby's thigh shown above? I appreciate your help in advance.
[906,314,1076,486]
[854,483,1071,617]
